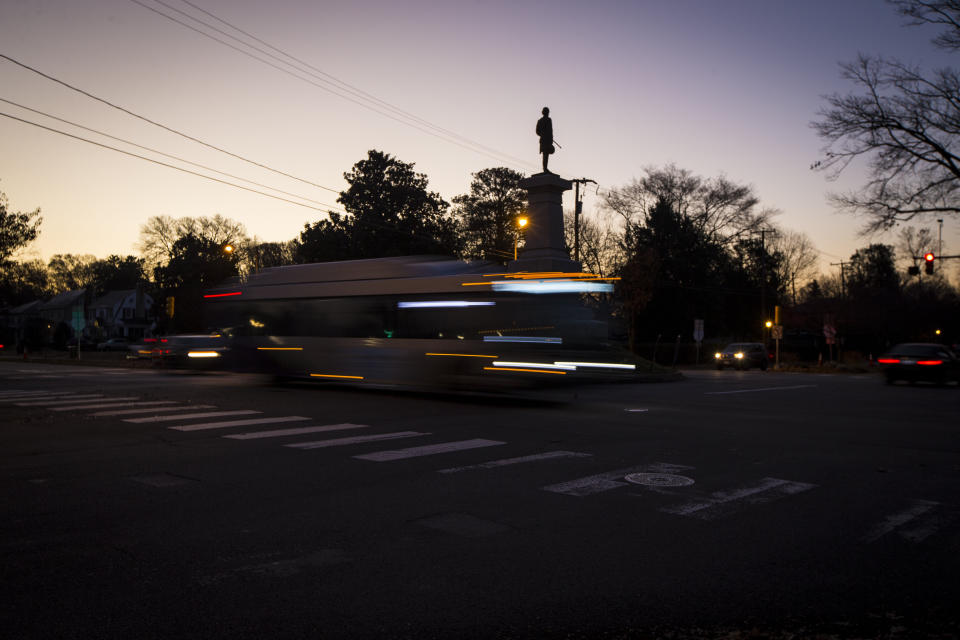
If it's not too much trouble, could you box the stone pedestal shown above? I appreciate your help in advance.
[509,172,581,273]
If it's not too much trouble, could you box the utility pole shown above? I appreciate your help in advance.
[570,178,596,264]
[830,260,847,298]
[757,228,777,329]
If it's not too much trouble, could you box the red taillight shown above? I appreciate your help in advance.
[144,338,157,343]
[877,358,900,364]
[917,360,943,366]
[203,291,242,298]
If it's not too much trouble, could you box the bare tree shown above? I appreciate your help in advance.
[770,229,820,304]
[896,225,937,267]
[602,164,774,247]
[563,207,624,277]
[47,253,98,293]
[138,214,248,274]
[813,1,960,232]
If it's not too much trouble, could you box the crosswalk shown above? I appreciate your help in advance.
[0,386,953,543]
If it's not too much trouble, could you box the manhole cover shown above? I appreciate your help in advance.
[624,473,695,487]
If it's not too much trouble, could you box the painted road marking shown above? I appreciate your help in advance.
[543,463,696,497]
[438,451,593,474]
[660,477,817,520]
[286,431,428,450]
[49,400,180,412]
[90,405,217,417]
[170,416,311,432]
[863,499,942,543]
[3,393,107,403]
[0,390,51,397]
[355,439,506,462]
[625,408,649,413]
[224,423,369,440]
[705,385,817,395]
[123,410,260,424]
[16,395,132,406]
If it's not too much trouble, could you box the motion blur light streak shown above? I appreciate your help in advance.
[482,336,562,344]
[203,291,243,298]
[492,361,575,371]
[309,373,364,380]
[256,347,304,351]
[554,361,637,370]
[491,281,614,294]
[425,353,498,358]
[483,367,566,375]
[187,351,220,358]
[397,301,495,308]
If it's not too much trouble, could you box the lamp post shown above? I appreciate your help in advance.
[514,216,528,261]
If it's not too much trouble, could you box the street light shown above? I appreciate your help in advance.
[514,216,529,260]
[223,243,234,254]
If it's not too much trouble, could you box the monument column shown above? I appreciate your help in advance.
[510,172,581,273]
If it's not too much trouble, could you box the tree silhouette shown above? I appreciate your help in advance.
[0,189,41,264]
[452,167,526,263]
[298,150,462,262]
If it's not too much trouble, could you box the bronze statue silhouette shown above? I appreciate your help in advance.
[536,107,554,173]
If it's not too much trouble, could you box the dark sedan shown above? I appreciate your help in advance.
[714,342,770,371]
[878,343,960,386]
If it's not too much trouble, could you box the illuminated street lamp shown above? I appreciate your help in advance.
[514,216,529,260]
[223,243,234,254]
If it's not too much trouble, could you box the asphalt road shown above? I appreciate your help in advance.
[1,361,958,639]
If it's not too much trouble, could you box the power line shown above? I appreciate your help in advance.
[168,0,533,168]
[0,52,341,195]
[0,97,334,208]
[0,110,342,213]
[125,0,538,172]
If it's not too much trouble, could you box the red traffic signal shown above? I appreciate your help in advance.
[924,252,935,262]
[924,252,935,274]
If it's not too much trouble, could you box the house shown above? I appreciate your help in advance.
[38,289,88,347]
[89,286,156,341]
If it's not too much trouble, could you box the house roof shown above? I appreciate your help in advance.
[91,289,133,309]
[39,289,86,310]
[9,299,43,315]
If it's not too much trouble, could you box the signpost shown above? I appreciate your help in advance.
[71,308,85,361]
[693,319,704,364]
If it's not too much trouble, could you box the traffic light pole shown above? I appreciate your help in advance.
[570,178,596,265]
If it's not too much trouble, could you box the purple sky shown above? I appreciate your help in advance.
[1,0,957,278]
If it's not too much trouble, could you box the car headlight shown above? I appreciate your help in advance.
[714,352,721,359]
[735,352,744,359]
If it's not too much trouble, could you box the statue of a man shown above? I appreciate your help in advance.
[536,107,554,173]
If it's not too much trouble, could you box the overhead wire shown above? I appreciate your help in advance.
[0,97,335,208]
[0,110,342,213]
[126,0,538,172]
[168,0,534,169]
[0,52,341,195]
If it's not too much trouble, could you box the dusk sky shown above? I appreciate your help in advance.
[2,0,958,277]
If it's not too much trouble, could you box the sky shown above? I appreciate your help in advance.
[2,0,959,279]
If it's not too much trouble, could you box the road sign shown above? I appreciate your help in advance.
[71,308,85,332]
[772,325,783,340]
[693,319,704,343]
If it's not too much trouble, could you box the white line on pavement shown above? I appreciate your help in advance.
[15,395,131,406]
[661,477,817,520]
[170,416,311,432]
[49,400,180,412]
[286,431,428,450]
[863,499,941,543]
[124,410,260,424]
[224,423,369,440]
[354,439,506,462]
[705,385,817,395]
[438,451,592,474]
[91,405,217,417]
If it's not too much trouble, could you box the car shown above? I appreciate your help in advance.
[715,342,770,371]
[160,333,232,369]
[877,343,960,386]
[96,337,131,351]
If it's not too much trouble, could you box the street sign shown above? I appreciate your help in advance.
[772,325,783,340]
[71,308,85,332]
[693,319,704,343]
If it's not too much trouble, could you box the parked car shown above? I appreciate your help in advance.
[97,337,131,351]
[877,343,960,386]
[715,342,770,371]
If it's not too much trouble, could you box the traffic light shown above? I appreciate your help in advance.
[924,252,935,274]
[165,296,175,318]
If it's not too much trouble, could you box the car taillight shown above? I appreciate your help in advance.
[877,358,900,364]
[917,360,943,366]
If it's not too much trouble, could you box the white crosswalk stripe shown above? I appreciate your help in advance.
[2,393,103,402]
[660,477,817,521]
[16,395,130,406]
[438,451,592,474]
[123,410,260,424]
[91,405,217,417]
[286,431,427,450]
[170,416,311,432]
[50,400,179,412]
[224,423,368,440]
[354,439,506,462]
